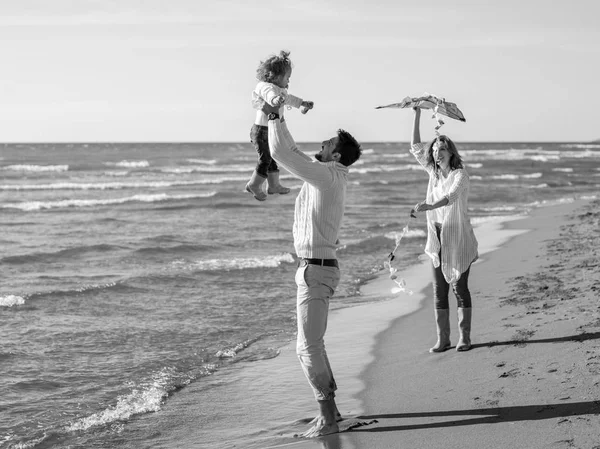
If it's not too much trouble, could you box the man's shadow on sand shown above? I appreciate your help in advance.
[472,330,600,349]
[355,400,600,432]
[350,331,600,433]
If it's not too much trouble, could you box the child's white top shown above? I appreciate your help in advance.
[253,81,303,126]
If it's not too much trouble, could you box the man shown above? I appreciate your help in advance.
[263,103,362,437]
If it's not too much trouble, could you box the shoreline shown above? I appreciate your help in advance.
[274,198,599,449]
[95,206,543,449]
[132,199,597,449]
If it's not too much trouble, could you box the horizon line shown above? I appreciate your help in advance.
[2,140,599,145]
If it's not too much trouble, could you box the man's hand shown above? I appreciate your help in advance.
[261,102,279,115]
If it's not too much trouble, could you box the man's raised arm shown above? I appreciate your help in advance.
[262,104,333,189]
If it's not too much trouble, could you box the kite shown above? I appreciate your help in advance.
[376,93,466,135]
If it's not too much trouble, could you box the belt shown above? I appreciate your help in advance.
[298,258,339,268]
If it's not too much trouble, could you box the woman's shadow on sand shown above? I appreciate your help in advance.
[353,331,600,432]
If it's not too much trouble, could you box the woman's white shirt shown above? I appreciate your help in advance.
[410,143,479,283]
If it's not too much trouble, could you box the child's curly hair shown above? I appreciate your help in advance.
[256,50,293,83]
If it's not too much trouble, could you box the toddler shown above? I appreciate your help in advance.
[246,50,314,201]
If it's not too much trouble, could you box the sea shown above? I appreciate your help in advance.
[1,140,599,449]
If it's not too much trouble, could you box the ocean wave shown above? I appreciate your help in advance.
[65,367,193,433]
[353,164,423,174]
[463,147,600,162]
[106,160,150,168]
[530,155,558,162]
[475,173,542,181]
[529,183,549,189]
[382,153,410,159]
[1,177,245,191]
[26,281,121,301]
[134,244,212,256]
[170,253,295,272]
[527,196,576,207]
[160,165,249,174]
[552,168,573,172]
[560,143,600,149]
[3,192,217,211]
[1,244,121,265]
[216,336,262,358]
[384,229,427,240]
[186,159,217,165]
[479,205,518,212]
[0,295,25,307]
[1,164,69,172]
[471,214,525,225]
[466,163,483,168]
[338,231,425,254]
[556,149,600,159]
[461,148,560,162]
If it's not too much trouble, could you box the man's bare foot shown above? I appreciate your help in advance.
[309,398,341,425]
[302,398,340,438]
[301,416,339,438]
[308,411,342,425]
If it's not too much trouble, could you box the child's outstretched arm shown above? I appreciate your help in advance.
[255,82,286,107]
[285,95,314,114]
[284,94,304,109]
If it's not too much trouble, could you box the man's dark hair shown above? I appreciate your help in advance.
[334,129,362,167]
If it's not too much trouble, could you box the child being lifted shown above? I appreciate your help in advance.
[246,50,314,201]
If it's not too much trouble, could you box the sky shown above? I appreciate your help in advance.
[0,0,598,143]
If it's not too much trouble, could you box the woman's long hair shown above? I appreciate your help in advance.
[425,135,463,180]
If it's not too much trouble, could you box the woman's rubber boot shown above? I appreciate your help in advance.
[267,171,291,195]
[429,308,451,353]
[245,171,267,201]
[456,307,472,352]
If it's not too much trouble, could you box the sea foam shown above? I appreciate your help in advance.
[1,177,246,191]
[0,295,25,307]
[171,253,295,272]
[3,192,217,211]
[1,164,69,172]
[65,367,191,433]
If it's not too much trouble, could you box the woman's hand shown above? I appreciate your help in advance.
[414,201,431,212]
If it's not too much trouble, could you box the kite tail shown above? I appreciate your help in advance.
[384,211,415,296]
[432,100,445,136]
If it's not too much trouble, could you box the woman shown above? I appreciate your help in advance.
[410,107,478,352]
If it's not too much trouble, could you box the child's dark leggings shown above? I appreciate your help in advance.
[432,223,473,309]
[250,124,279,178]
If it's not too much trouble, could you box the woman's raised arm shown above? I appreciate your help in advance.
[411,107,421,146]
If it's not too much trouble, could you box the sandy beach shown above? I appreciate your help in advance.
[281,198,600,449]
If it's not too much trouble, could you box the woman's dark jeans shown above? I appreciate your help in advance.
[432,224,472,309]
[250,124,279,178]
